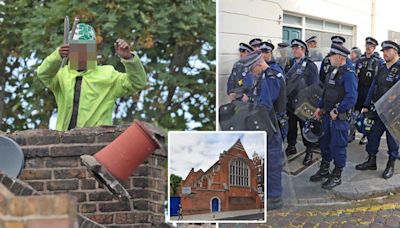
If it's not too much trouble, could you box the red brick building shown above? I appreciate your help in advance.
[179,139,262,215]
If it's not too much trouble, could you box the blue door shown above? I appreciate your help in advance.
[283,26,302,44]
[170,196,181,216]
[211,198,219,212]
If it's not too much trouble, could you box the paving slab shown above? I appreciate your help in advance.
[280,131,400,207]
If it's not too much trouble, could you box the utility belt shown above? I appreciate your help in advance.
[322,107,352,121]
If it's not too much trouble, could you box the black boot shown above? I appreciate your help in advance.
[267,197,283,211]
[310,160,330,182]
[355,154,377,170]
[382,156,396,179]
[285,145,297,156]
[322,167,342,190]
[303,147,313,166]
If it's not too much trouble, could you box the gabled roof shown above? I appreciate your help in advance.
[229,139,246,152]
[183,138,250,186]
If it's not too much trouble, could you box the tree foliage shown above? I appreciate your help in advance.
[0,0,216,132]
[169,173,182,196]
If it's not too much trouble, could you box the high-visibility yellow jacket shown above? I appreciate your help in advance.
[37,48,147,131]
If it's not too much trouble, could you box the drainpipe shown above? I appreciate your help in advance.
[371,0,376,37]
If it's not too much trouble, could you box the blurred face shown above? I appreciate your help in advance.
[350,51,358,61]
[69,40,97,71]
[365,43,376,55]
[307,41,317,48]
[252,44,261,51]
[239,50,248,58]
[261,51,272,62]
[292,46,305,59]
[383,48,398,62]
[250,59,266,76]
[279,49,288,57]
[329,54,345,67]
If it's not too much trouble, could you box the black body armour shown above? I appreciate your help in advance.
[323,68,345,111]
[373,65,400,102]
[357,53,380,87]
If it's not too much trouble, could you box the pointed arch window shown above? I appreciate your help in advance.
[229,159,249,186]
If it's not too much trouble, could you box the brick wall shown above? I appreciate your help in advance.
[1,125,167,227]
[180,141,261,215]
[0,171,104,228]
[0,182,77,228]
[181,190,227,215]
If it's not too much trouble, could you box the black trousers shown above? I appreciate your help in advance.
[287,111,316,148]
[355,85,370,111]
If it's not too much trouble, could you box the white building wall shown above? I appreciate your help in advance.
[218,0,400,105]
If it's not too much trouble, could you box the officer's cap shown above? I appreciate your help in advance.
[291,39,307,49]
[331,35,346,45]
[249,38,262,47]
[260,41,275,52]
[381,40,399,52]
[328,43,350,57]
[239,50,262,68]
[239,43,254,53]
[305,36,317,43]
[365,37,378,46]
[277,42,290,49]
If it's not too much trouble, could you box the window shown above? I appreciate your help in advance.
[341,24,353,35]
[325,21,340,32]
[388,30,400,43]
[306,18,323,30]
[283,14,302,26]
[305,30,353,53]
[229,159,249,186]
[283,13,355,54]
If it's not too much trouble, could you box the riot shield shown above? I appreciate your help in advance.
[274,45,293,71]
[308,47,324,62]
[374,81,400,144]
[286,72,308,100]
[219,100,278,141]
[292,83,324,121]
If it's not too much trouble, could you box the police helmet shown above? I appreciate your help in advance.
[302,118,324,143]
[355,112,375,134]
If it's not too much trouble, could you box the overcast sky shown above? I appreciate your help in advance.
[169,132,266,179]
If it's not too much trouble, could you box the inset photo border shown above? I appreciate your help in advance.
[167,131,267,224]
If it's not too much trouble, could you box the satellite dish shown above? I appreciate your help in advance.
[0,136,24,178]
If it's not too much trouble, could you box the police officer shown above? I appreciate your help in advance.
[249,38,262,51]
[355,40,400,179]
[355,37,384,145]
[260,41,284,73]
[320,36,354,83]
[239,50,285,210]
[350,47,362,67]
[285,39,319,166]
[239,42,253,58]
[260,41,288,141]
[226,42,254,101]
[348,47,363,142]
[306,36,323,61]
[276,42,293,73]
[311,43,358,189]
